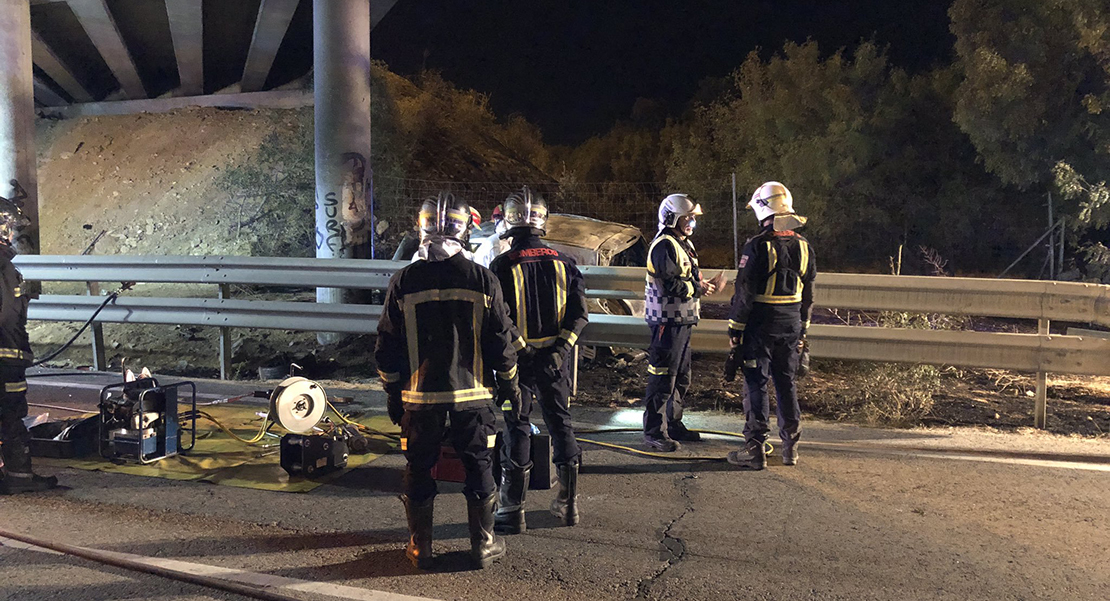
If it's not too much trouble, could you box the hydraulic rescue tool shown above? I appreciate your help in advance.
[98,377,196,464]
[271,376,350,477]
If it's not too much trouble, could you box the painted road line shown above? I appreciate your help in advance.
[806,442,1110,472]
[0,531,437,601]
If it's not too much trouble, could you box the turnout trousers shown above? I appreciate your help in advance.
[401,404,497,503]
[501,351,581,469]
[642,323,693,440]
[0,364,31,475]
[740,307,802,446]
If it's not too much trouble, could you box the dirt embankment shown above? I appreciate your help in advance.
[36,108,306,257]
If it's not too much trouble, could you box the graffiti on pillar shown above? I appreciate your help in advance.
[315,190,346,253]
[340,153,370,258]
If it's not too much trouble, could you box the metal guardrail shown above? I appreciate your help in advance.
[16,255,1110,428]
[577,266,1110,327]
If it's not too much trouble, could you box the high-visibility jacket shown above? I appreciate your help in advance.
[644,229,704,326]
[728,225,817,338]
[0,244,32,366]
[489,232,588,353]
[375,253,519,410]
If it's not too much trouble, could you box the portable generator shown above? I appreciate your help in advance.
[98,377,196,464]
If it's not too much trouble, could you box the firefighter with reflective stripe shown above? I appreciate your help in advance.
[725,182,816,470]
[375,192,521,570]
[488,187,588,533]
[641,194,725,452]
[0,187,57,494]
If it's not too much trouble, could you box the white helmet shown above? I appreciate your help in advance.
[749,181,806,230]
[503,186,549,235]
[658,193,703,232]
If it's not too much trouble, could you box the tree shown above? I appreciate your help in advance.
[950,0,1110,230]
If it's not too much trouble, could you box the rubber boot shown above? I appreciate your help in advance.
[550,461,580,526]
[493,462,530,534]
[467,493,506,569]
[781,432,800,467]
[726,440,766,471]
[0,472,58,494]
[400,495,435,569]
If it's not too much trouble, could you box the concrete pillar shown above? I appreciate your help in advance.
[0,0,40,259]
[313,0,371,341]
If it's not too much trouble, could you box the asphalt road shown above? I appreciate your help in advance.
[2,372,1109,601]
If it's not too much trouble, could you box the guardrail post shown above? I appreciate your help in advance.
[86,281,106,371]
[1034,318,1049,428]
[218,284,232,380]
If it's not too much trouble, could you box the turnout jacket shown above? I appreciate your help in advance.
[645,228,705,326]
[375,253,518,410]
[489,232,588,353]
[0,244,32,366]
[728,225,816,338]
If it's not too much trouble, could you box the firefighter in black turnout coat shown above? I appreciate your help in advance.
[0,190,57,495]
[488,187,588,533]
[725,182,816,470]
[641,194,725,452]
[375,192,522,570]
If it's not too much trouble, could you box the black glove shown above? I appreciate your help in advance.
[723,347,742,382]
[497,374,522,421]
[385,383,404,426]
[797,338,811,379]
[723,335,743,382]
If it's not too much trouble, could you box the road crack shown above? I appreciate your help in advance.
[635,474,696,599]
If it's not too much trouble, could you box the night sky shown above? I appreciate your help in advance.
[370,0,955,145]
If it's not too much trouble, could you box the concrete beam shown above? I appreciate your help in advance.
[240,0,300,93]
[30,32,93,102]
[66,0,147,99]
[33,77,68,106]
[36,89,312,119]
[371,0,398,29]
[164,0,203,96]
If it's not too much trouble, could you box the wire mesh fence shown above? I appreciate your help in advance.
[371,176,738,265]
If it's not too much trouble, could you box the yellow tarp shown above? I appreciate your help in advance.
[39,404,399,493]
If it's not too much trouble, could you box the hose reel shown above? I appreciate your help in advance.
[269,377,327,434]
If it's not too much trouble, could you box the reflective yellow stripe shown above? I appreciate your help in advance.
[764,241,777,297]
[685,280,696,297]
[647,365,670,376]
[728,320,746,331]
[4,381,27,393]
[803,320,811,330]
[512,264,527,338]
[647,235,692,278]
[799,240,810,277]
[754,293,803,304]
[487,434,497,448]
[0,349,30,361]
[446,208,469,222]
[400,438,408,451]
[13,286,21,298]
[554,260,568,324]
[401,387,494,404]
[524,335,559,348]
[497,364,518,380]
[378,370,402,384]
[558,329,579,346]
[501,399,513,411]
[512,336,526,351]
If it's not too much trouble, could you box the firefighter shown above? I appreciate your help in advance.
[725,181,816,470]
[0,189,57,494]
[641,194,725,452]
[474,204,510,268]
[375,192,522,570]
[488,187,588,533]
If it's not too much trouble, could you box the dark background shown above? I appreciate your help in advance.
[370,0,955,144]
